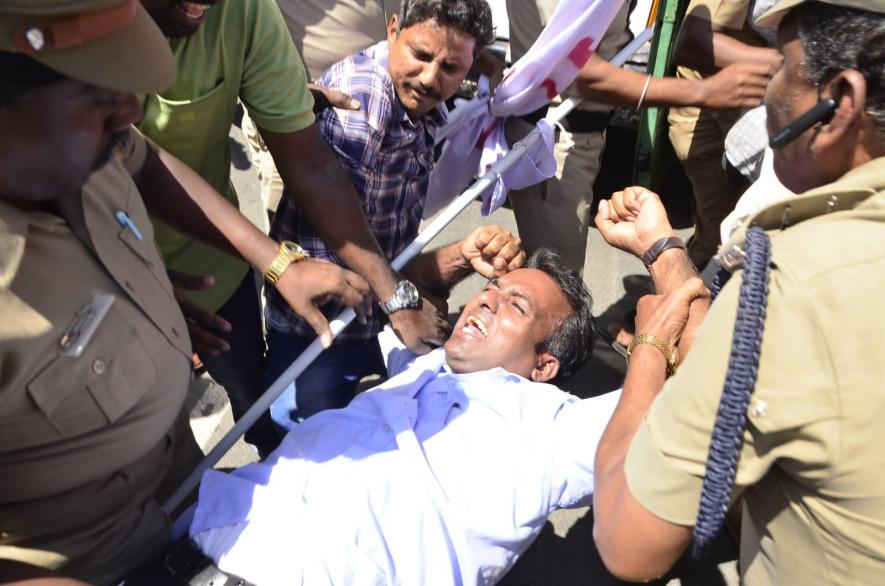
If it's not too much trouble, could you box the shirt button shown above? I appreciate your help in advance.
[172,326,181,338]
[752,400,768,418]
[124,281,134,291]
[383,424,392,433]
[92,358,107,375]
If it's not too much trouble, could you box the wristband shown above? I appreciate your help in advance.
[641,236,685,269]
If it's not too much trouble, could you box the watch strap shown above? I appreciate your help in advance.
[264,241,307,285]
[380,280,420,315]
[641,236,686,268]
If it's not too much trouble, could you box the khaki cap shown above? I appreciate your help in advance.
[758,0,885,26]
[0,0,175,93]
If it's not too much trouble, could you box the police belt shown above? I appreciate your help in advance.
[520,106,612,133]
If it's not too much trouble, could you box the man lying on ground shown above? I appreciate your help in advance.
[172,246,619,586]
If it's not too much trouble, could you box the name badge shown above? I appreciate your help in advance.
[59,294,115,357]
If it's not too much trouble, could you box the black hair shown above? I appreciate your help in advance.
[792,2,885,141]
[0,52,65,108]
[398,0,496,54]
[525,248,595,383]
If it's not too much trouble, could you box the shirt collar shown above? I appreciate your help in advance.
[725,156,885,247]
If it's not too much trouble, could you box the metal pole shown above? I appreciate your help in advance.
[162,26,655,514]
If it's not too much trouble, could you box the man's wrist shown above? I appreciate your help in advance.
[641,236,685,269]
[627,335,677,377]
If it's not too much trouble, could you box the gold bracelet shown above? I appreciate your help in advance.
[626,333,678,376]
[264,240,308,285]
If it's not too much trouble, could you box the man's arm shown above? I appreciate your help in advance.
[134,142,369,347]
[675,15,781,75]
[261,119,450,354]
[402,225,525,300]
[595,187,709,355]
[574,53,770,111]
[593,279,707,581]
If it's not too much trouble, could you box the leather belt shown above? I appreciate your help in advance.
[520,106,612,133]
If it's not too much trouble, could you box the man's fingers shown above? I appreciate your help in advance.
[177,295,232,333]
[168,269,215,291]
[595,199,615,233]
[188,324,230,356]
[508,250,527,271]
[299,304,334,349]
[675,277,710,305]
[610,191,633,219]
[307,83,361,111]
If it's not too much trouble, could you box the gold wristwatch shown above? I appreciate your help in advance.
[264,240,309,285]
[626,334,678,377]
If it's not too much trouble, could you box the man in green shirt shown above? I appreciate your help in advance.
[139,0,450,454]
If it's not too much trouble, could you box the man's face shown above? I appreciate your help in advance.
[0,79,141,203]
[765,15,826,192]
[141,0,219,38]
[386,17,476,119]
[444,268,572,381]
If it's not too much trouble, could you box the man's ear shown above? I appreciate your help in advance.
[817,70,868,150]
[387,15,399,43]
[530,352,560,383]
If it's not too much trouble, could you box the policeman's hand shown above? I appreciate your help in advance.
[166,270,232,358]
[698,61,773,110]
[389,302,452,355]
[308,82,361,113]
[275,259,370,348]
[461,225,526,278]
[595,186,675,259]
[634,278,710,351]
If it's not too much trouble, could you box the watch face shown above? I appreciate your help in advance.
[402,281,419,305]
[282,241,304,256]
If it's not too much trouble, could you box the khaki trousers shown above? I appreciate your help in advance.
[241,109,285,214]
[668,104,743,267]
[506,117,606,277]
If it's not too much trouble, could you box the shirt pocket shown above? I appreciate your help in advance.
[140,80,233,188]
[26,302,159,440]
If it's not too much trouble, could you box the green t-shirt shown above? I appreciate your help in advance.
[138,0,315,310]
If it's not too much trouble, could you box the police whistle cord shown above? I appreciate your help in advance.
[692,225,771,558]
[161,31,656,516]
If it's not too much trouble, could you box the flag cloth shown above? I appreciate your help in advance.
[425,0,625,217]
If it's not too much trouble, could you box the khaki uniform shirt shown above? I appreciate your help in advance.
[625,157,885,585]
[507,0,632,113]
[0,130,201,584]
[278,0,401,80]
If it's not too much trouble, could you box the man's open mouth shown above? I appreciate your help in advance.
[176,1,211,20]
[463,315,488,338]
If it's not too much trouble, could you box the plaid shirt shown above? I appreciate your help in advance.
[267,41,447,342]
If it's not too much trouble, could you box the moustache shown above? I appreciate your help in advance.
[403,81,442,100]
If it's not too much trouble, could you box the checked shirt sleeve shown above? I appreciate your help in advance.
[316,56,394,172]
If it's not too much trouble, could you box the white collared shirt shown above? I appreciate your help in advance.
[190,347,619,585]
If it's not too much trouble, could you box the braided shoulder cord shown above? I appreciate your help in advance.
[692,225,771,558]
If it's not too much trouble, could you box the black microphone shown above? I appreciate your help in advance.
[769,97,838,150]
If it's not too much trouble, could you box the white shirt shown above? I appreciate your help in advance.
[190,346,619,585]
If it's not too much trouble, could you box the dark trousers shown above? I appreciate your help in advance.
[200,272,279,456]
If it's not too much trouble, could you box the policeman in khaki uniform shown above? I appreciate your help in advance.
[591,0,885,584]
[0,1,368,582]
